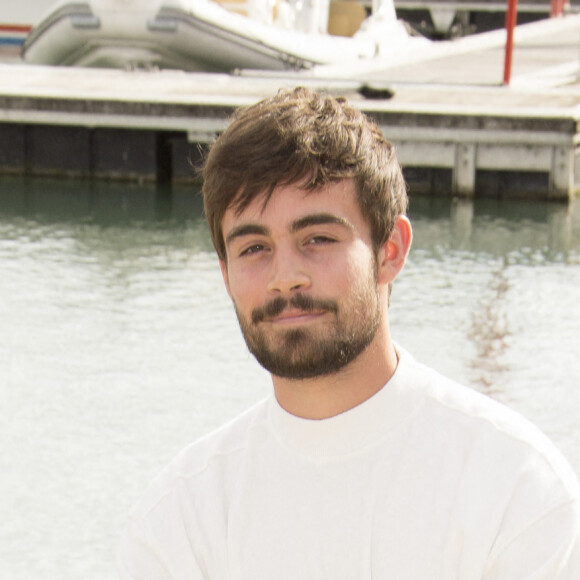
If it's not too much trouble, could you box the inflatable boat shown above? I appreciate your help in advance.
[21,0,429,72]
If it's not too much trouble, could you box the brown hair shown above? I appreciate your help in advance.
[202,87,407,261]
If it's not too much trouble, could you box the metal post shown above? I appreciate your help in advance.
[503,0,518,85]
[550,0,565,17]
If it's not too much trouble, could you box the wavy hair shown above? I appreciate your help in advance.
[202,87,407,261]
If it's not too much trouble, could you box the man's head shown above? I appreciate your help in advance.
[201,87,411,382]
[202,86,408,262]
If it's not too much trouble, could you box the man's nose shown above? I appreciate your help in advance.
[266,246,311,295]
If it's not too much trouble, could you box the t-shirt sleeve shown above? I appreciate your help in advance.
[483,498,580,579]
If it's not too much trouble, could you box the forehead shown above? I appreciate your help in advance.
[221,179,364,233]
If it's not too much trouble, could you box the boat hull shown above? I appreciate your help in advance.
[21,0,425,71]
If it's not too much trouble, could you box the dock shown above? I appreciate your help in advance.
[1,13,580,200]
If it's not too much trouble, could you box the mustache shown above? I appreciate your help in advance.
[252,294,339,324]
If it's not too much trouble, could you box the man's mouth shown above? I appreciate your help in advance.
[266,309,326,325]
[252,294,338,325]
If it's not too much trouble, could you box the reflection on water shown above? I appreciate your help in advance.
[406,196,580,394]
[467,264,510,391]
[1,177,580,580]
[0,177,204,225]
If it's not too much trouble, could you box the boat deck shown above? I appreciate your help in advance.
[393,0,573,12]
[393,0,580,35]
[0,14,579,199]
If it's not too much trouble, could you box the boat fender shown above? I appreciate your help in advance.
[357,83,395,100]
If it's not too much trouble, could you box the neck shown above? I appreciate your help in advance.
[271,323,398,420]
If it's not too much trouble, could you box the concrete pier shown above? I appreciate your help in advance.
[1,14,580,199]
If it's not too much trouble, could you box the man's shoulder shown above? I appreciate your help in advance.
[413,357,545,444]
[186,396,272,463]
[128,396,272,521]
[402,349,579,495]
[409,353,550,450]
[400,347,539,436]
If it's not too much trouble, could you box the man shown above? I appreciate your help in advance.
[118,87,580,579]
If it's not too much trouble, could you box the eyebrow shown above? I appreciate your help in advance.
[224,213,354,248]
[225,224,269,247]
[290,213,354,233]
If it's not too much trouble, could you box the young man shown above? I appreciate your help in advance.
[118,87,580,579]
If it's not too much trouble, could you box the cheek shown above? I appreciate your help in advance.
[342,246,376,285]
[226,268,263,309]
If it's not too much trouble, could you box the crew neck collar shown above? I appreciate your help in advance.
[268,346,424,458]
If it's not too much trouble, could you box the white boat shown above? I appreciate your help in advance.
[20,0,429,72]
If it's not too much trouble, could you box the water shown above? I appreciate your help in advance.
[1,177,580,579]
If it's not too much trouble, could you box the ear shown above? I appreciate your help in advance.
[219,259,232,298]
[376,215,413,285]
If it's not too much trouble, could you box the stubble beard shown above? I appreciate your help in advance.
[233,270,382,380]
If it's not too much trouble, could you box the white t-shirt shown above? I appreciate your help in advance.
[118,348,580,579]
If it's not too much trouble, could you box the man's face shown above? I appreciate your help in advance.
[219,180,383,380]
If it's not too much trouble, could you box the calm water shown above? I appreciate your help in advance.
[1,177,580,579]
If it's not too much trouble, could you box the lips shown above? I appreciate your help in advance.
[252,294,338,325]
[267,309,325,324]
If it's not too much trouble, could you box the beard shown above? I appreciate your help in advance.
[233,268,382,380]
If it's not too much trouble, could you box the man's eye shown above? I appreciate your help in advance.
[307,236,336,245]
[240,244,265,256]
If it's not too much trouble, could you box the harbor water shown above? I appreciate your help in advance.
[1,177,580,579]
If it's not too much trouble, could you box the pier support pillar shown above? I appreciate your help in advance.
[549,146,574,200]
[454,143,476,196]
